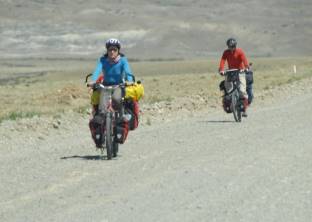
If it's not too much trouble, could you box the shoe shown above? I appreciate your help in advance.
[242,111,248,117]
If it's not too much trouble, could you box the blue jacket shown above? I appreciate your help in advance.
[92,55,134,85]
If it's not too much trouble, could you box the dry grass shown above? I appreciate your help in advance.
[0,57,311,122]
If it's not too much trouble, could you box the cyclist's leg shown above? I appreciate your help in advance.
[112,87,122,110]
[239,72,249,112]
[99,89,109,113]
[239,72,248,98]
[246,83,254,105]
[224,76,233,93]
[113,88,130,143]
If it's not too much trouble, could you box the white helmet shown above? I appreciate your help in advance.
[105,38,121,50]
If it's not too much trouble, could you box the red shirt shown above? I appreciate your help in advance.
[219,48,249,71]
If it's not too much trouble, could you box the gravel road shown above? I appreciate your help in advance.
[1,80,312,222]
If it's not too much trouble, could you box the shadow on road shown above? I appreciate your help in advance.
[199,120,236,123]
[60,155,108,160]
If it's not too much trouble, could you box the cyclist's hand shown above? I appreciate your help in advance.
[219,71,225,76]
[125,81,134,86]
[86,81,95,88]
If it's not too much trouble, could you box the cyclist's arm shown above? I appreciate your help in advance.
[240,50,249,69]
[123,58,135,83]
[219,51,227,72]
[91,58,103,82]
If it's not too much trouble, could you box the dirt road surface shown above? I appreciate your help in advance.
[1,81,312,222]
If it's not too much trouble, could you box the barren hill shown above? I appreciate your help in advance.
[0,0,311,59]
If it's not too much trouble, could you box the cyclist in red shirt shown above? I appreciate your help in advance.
[219,38,250,117]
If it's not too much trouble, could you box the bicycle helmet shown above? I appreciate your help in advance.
[226,38,237,49]
[106,38,121,50]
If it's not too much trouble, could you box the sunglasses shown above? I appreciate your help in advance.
[108,47,118,52]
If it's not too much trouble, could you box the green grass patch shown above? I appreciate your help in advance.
[0,111,41,123]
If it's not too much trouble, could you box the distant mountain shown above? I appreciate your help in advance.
[0,0,311,59]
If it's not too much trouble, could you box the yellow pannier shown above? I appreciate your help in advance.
[91,90,100,106]
[125,82,144,101]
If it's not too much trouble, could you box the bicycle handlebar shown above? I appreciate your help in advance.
[85,73,92,84]
[225,68,248,73]
[97,83,124,89]
[85,73,137,89]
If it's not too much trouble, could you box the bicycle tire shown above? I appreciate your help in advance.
[105,113,113,160]
[231,90,241,122]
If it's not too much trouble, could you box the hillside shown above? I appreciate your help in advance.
[0,0,311,59]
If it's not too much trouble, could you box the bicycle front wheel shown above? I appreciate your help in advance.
[231,90,241,122]
[105,113,113,160]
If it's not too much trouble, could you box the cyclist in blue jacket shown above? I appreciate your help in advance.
[88,38,136,146]
[90,38,135,112]
[91,38,135,85]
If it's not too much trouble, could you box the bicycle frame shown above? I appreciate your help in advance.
[85,74,124,159]
[224,69,241,95]
[224,69,244,122]
[98,85,120,115]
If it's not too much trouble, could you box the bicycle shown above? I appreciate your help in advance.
[223,69,246,122]
[86,74,125,159]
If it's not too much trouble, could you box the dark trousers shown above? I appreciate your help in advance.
[246,84,253,105]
